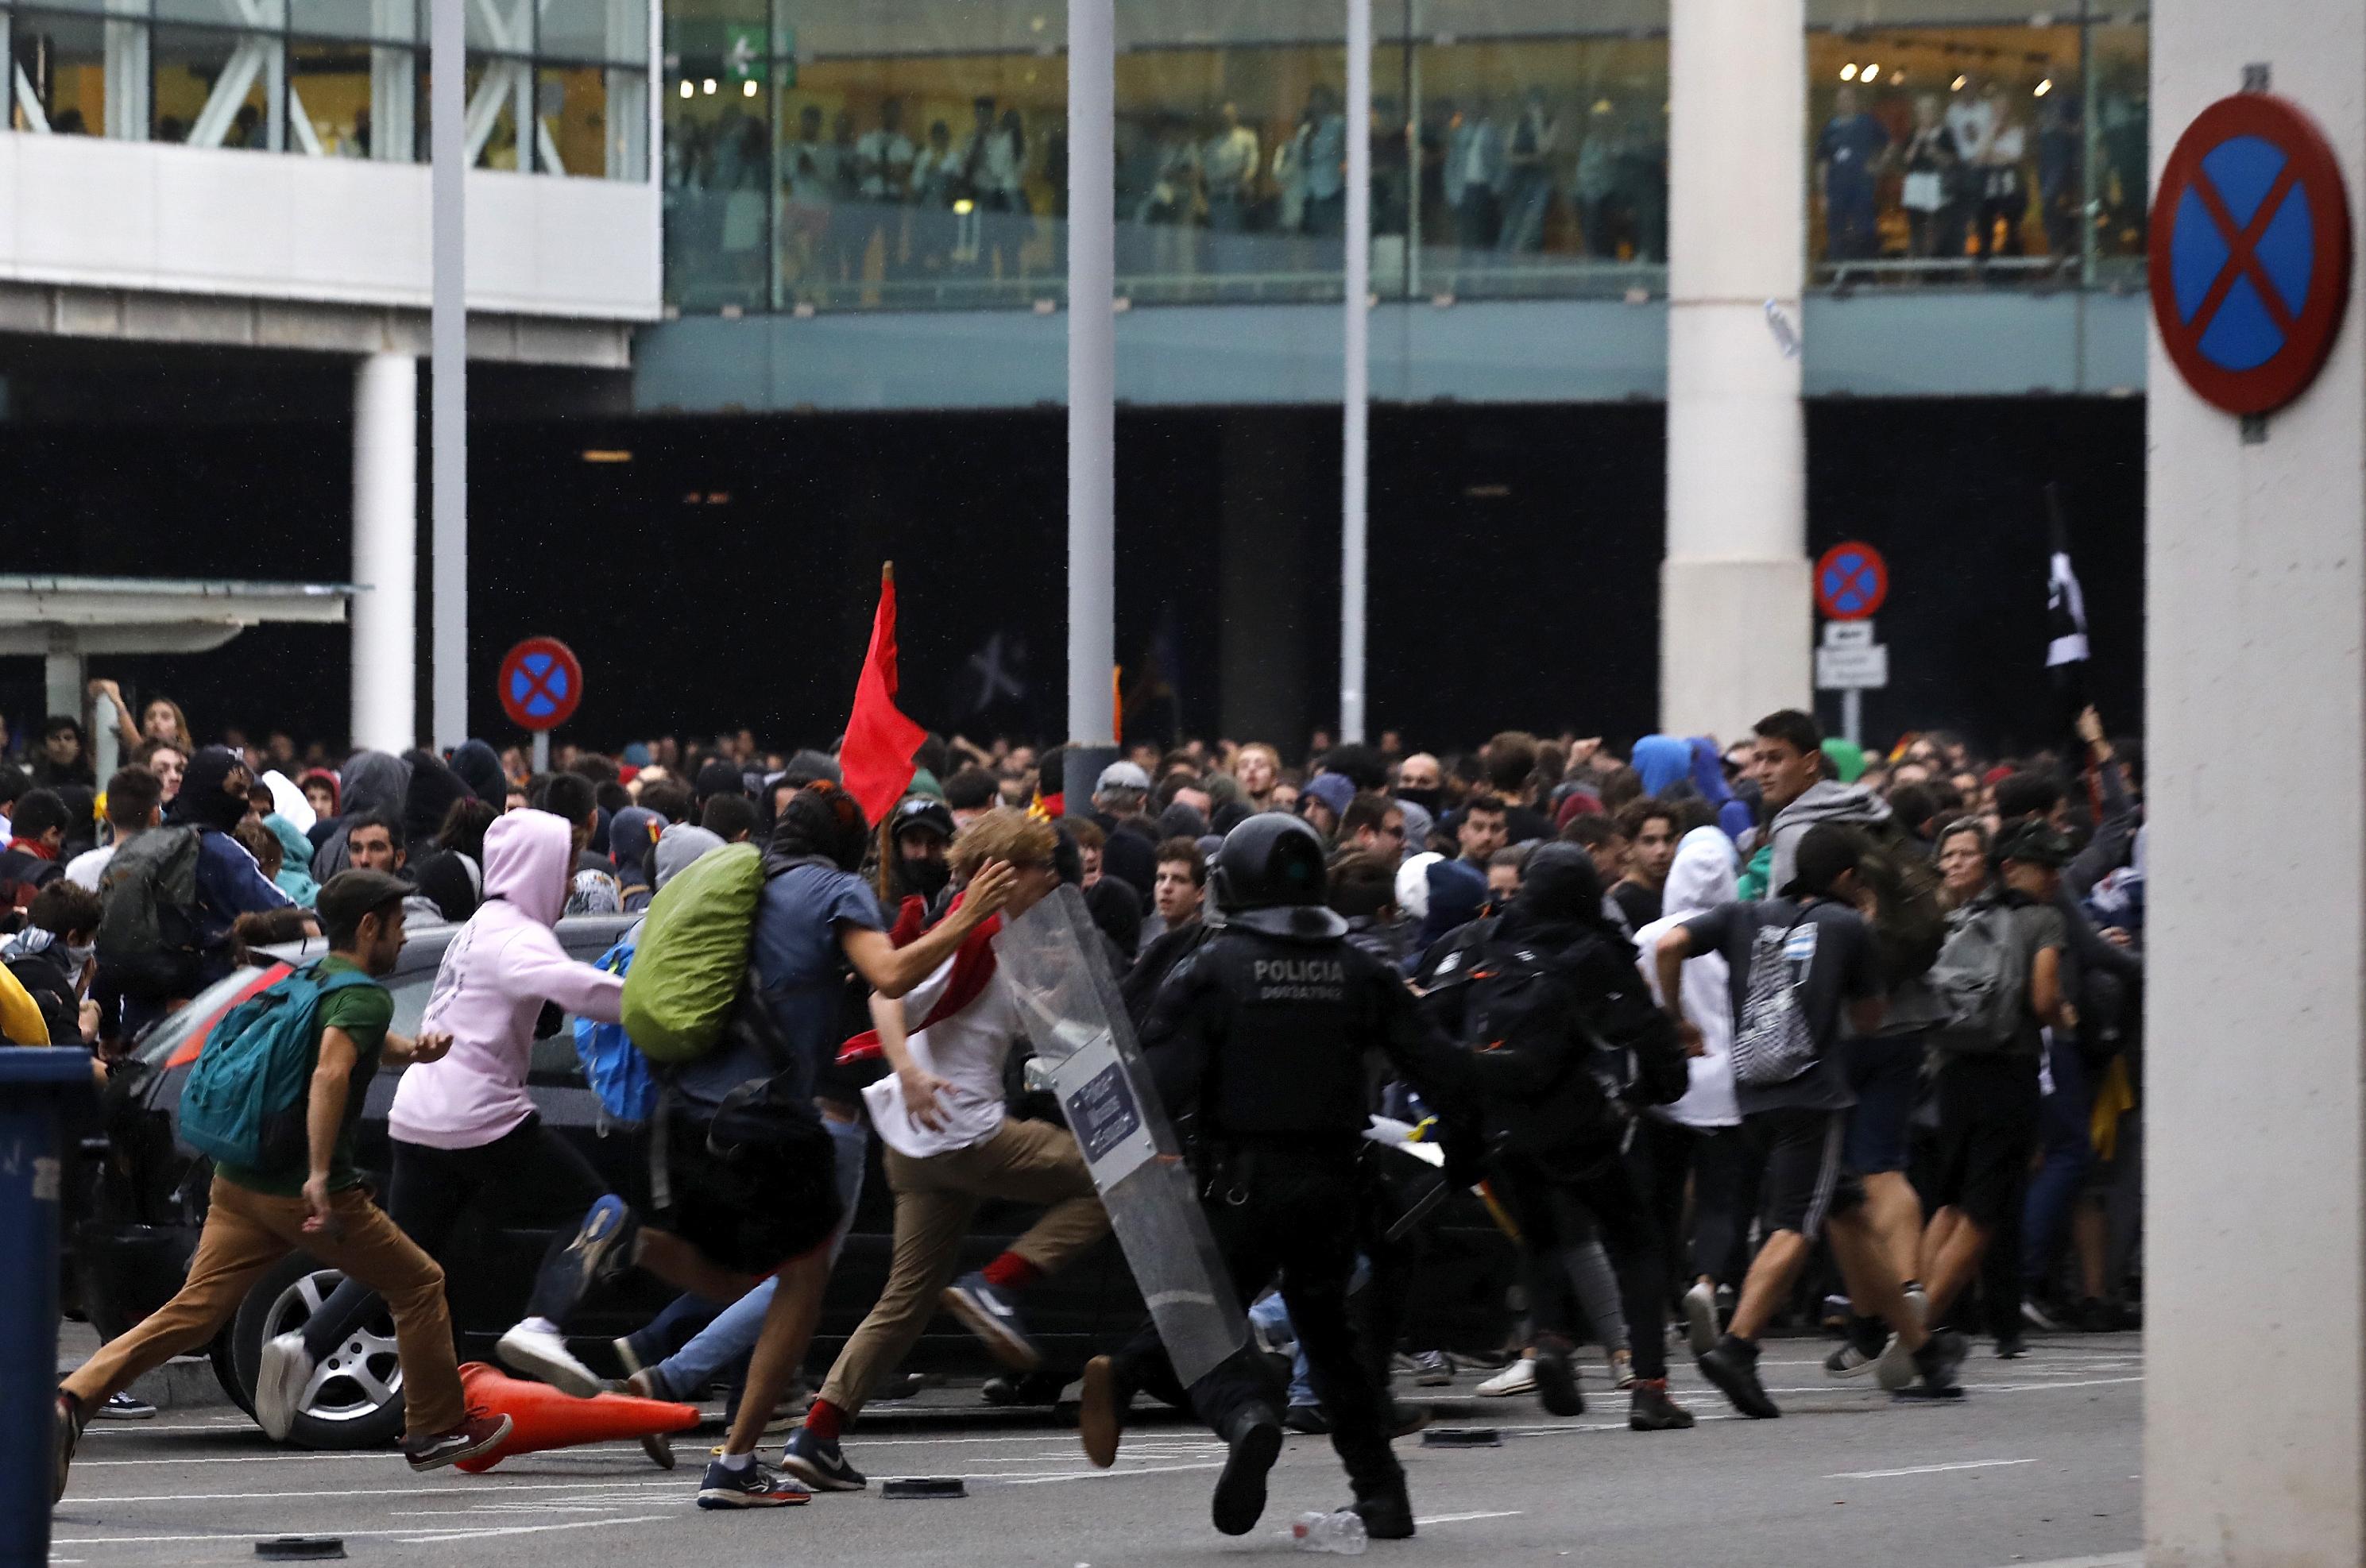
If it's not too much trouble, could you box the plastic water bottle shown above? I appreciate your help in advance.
[1291,1510,1368,1554]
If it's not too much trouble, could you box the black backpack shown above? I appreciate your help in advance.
[95,827,207,1004]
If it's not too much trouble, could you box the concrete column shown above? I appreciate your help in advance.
[41,631,80,724]
[1065,0,1115,754]
[1661,0,1811,742]
[351,352,418,754]
[2145,12,2366,1565]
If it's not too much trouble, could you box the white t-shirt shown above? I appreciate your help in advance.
[65,843,113,892]
[861,949,1021,1160]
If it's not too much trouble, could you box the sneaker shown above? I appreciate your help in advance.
[1409,1350,1453,1387]
[1697,1336,1780,1420]
[1994,1331,2028,1360]
[1475,1357,1537,1398]
[779,1424,868,1490]
[695,1455,812,1509]
[1680,1282,1720,1358]
[1349,1483,1417,1541]
[1876,1286,1928,1392]
[53,1392,82,1504]
[255,1331,315,1440]
[1825,1316,1887,1381]
[639,1432,677,1470]
[1210,1411,1283,1537]
[941,1271,1041,1370]
[623,1366,675,1404]
[981,1369,1069,1407]
[2020,1296,2064,1334]
[613,1334,649,1381]
[1910,1329,1968,1396]
[1532,1338,1584,1419]
[404,1411,516,1473]
[496,1321,605,1399]
[1609,1348,1637,1391]
[99,1390,158,1421]
[1283,1403,1332,1435]
[550,1194,637,1298]
[1627,1378,1695,1431]
[1078,1355,1125,1470]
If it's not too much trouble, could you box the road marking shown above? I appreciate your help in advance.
[1001,1461,1228,1485]
[52,1517,669,1549]
[1831,1458,2039,1480]
[63,1476,690,1506]
[396,1514,671,1545]
[69,1441,663,1467]
[1417,1510,1523,1525]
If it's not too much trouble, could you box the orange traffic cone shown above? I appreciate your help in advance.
[451,1361,700,1473]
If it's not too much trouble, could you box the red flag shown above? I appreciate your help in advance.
[840,563,926,826]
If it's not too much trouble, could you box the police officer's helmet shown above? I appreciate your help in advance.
[1211,813,1348,939]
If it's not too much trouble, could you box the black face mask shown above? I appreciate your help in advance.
[900,855,951,898]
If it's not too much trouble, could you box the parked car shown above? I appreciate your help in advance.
[68,917,1517,1449]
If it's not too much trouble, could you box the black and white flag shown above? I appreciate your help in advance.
[2045,484,2090,670]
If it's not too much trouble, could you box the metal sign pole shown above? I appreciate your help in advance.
[430,0,467,751]
[1842,688,1861,747]
[1066,0,1115,759]
[1339,0,1371,745]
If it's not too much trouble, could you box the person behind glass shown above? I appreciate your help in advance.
[1572,102,1623,260]
[1200,100,1261,275]
[782,103,837,298]
[1968,79,2028,259]
[825,110,865,287]
[1075,815,1481,1542]
[1300,84,1348,241]
[853,97,916,282]
[1899,94,1959,261]
[1445,94,1506,257]
[2035,93,2082,261]
[908,118,961,274]
[1498,87,1560,255]
[1815,84,1891,264]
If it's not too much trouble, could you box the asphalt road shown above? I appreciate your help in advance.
[52,1333,2143,1568]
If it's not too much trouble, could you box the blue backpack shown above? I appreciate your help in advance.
[181,963,379,1173]
[575,937,658,1126]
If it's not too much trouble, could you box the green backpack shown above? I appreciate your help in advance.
[621,842,767,1064]
[180,962,378,1173]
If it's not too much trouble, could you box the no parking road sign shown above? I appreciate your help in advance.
[1815,541,1888,622]
[498,637,582,732]
[2151,92,2352,417]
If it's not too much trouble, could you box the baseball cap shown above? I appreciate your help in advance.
[1096,761,1152,794]
[316,869,412,938]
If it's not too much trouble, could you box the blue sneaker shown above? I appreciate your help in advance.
[556,1195,638,1293]
[941,1271,1040,1369]
[779,1425,868,1492]
[696,1456,811,1509]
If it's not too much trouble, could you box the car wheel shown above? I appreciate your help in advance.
[228,1254,407,1450]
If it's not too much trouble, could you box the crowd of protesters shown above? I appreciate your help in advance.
[40,687,2142,1531]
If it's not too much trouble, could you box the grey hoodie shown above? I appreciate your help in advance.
[311,749,415,883]
[1765,779,1891,897]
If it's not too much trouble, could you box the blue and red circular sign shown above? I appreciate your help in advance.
[498,636,582,732]
[1815,541,1888,621]
[2151,93,2352,417]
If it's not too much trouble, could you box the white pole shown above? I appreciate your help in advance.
[430,0,467,751]
[1067,0,1115,751]
[351,351,418,752]
[1340,0,1371,745]
[1841,688,1861,748]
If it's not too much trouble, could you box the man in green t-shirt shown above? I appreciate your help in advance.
[55,871,512,1504]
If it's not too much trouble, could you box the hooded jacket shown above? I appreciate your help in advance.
[1765,779,1890,899]
[312,750,412,882]
[449,740,508,807]
[388,809,624,1151]
[1630,735,1693,798]
[401,748,471,848]
[1688,737,1757,844]
[1633,828,1742,1130]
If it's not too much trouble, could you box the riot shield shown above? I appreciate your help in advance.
[992,885,1247,1387]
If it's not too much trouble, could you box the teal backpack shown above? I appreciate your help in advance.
[180,963,379,1173]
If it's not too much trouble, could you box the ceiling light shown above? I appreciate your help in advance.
[701,77,716,94]
[581,449,632,463]
[741,79,756,97]
[1862,63,1880,82]
[1839,62,1858,81]
[2034,78,2053,96]
[1951,73,1968,91]
[677,79,691,98]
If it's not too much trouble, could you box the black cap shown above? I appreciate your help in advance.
[1992,819,2071,869]
[1780,822,1863,900]
[891,797,955,841]
[316,869,412,938]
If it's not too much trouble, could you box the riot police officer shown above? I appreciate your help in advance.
[1075,813,1479,1542]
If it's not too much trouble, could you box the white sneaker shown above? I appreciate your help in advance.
[1681,1283,1720,1359]
[497,1322,605,1399]
[1876,1286,1928,1392]
[254,1331,314,1442]
[1476,1358,1537,1398]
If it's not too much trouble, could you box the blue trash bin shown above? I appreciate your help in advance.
[0,1048,98,1564]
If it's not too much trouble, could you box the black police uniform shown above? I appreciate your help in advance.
[1100,818,1477,1535]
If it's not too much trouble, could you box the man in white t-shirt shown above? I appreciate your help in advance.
[779,813,1110,1494]
[68,766,164,893]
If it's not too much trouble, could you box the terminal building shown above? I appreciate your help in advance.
[0,0,2151,754]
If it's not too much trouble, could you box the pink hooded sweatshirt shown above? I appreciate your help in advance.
[389,809,624,1151]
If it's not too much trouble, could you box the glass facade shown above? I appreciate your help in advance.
[1805,3,2148,286]
[3,0,648,172]
[662,0,1675,315]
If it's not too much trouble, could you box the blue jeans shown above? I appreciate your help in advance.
[2021,1036,2093,1288]
[1247,1257,1371,1410]
[650,1112,870,1400]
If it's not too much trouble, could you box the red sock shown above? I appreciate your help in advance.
[981,1252,1043,1292]
[803,1398,845,1442]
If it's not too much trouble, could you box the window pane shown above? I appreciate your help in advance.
[464,0,527,54]
[1805,22,2082,283]
[290,37,389,153]
[152,22,280,149]
[157,0,286,29]
[1413,33,1670,300]
[9,10,109,135]
[462,55,526,167]
[536,64,642,175]
[2088,21,2148,279]
[663,61,768,310]
[291,0,413,45]
[539,0,644,65]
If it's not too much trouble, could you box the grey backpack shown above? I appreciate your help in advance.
[1927,898,2032,1054]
